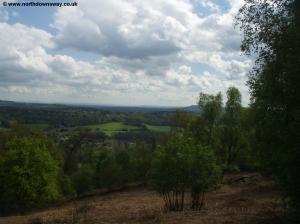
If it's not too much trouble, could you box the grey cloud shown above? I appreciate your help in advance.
[53,0,182,59]
[0,0,252,106]
[97,55,178,76]
[55,27,180,59]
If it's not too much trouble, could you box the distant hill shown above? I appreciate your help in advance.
[0,100,19,107]
[0,100,67,109]
[182,105,201,113]
[0,100,201,113]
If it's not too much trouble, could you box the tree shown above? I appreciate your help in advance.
[197,92,223,144]
[95,148,132,189]
[236,0,300,219]
[151,132,221,211]
[220,87,244,167]
[0,137,62,214]
[151,132,190,211]
[62,131,105,175]
[131,142,152,183]
[170,110,196,129]
[71,164,95,195]
[225,87,242,117]
[189,144,221,210]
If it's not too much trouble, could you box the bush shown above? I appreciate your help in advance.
[96,149,131,189]
[151,132,221,211]
[71,164,96,195]
[0,137,63,214]
[58,171,77,199]
[189,145,221,209]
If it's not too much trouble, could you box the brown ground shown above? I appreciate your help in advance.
[0,172,284,224]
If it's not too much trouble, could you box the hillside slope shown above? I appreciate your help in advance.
[0,172,283,224]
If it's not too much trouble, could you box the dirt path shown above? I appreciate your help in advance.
[0,172,284,224]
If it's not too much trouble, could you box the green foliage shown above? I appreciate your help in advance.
[80,122,141,136]
[57,170,76,199]
[219,87,245,167]
[113,130,165,144]
[198,92,222,127]
[71,164,96,195]
[225,87,242,117]
[151,133,191,195]
[61,131,157,194]
[151,132,221,211]
[189,143,221,209]
[235,108,260,171]
[131,142,153,183]
[170,110,196,129]
[0,137,62,214]
[197,92,223,144]
[144,124,171,133]
[193,88,257,171]
[0,103,173,129]
[96,148,132,189]
[237,0,300,220]
[62,131,103,175]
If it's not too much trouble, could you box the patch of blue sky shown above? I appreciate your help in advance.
[189,63,225,77]
[5,1,56,33]
[4,0,78,34]
[213,0,231,12]
[191,0,231,17]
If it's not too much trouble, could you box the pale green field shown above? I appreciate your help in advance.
[79,122,141,136]
[23,122,171,136]
[145,124,171,132]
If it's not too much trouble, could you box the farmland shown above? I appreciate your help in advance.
[22,122,172,136]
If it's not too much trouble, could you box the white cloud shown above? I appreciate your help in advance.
[0,0,251,106]
[53,0,185,58]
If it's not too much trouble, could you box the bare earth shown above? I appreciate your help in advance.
[0,172,284,224]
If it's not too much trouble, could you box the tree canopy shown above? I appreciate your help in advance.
[0,137,62,214]
[236,0,300,220]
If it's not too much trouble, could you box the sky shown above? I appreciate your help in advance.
[0,0,252,107]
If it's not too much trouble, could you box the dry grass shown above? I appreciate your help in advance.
[0,172,284,224]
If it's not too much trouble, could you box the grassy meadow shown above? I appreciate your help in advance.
[23,122,171,136]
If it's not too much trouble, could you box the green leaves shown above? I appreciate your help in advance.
[237,0,300,220]
[197,92,223,145]
[0,137,62,214]
[150,132,221,211]
[95,148,133,189]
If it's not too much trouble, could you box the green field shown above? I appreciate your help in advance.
[79,122,141,136]
[21,122,171,136]
[145,124,171,132]
[79,122,171,136]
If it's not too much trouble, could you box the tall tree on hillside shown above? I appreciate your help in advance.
[236,0,300,219]
[220,87,244,167]
[197,92,223,144]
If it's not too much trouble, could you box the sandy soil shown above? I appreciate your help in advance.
[0,172,284,224]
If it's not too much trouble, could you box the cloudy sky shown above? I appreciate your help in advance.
[0,0,252,106]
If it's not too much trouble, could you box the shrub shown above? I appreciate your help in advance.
[189,145,221,209]
[96,150,129,189]
[0,137,63,214]
[151,132,221,211]
[71,164,95,195]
